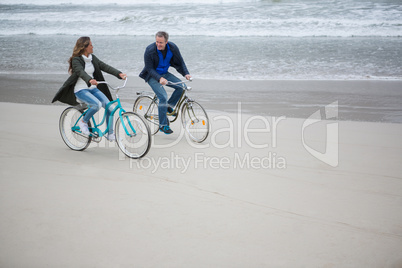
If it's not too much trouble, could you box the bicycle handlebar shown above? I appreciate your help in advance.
[97,77,128,90]
[167,78,192,91]
[167,77,193,86]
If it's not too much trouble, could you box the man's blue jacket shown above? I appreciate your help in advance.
[139,41,189,83]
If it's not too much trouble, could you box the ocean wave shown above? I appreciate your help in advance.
[1,27,400,38]
[0,0,262,5]
[1,18,401,37]
[1,34,400,81]
[0,1,401,37]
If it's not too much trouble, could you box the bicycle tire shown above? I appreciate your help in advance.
[181,101,210,143]
[115,112,151,159]
[133,96,159,135]
[59,107,92,151]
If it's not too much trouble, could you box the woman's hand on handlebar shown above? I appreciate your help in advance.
[119,73,127,80]
[185,74,192,81]
[89,79,98,85]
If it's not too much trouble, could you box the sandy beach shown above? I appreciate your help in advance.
[1,76,402,266]
[2,0,402,265]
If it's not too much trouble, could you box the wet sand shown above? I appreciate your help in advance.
[1,74,402,123]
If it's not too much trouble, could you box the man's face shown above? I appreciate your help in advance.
[155,36,167,51]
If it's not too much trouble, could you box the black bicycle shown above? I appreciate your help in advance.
[133,79,209,143]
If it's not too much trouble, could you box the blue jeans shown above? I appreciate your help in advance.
[75,88,114,134]
[148,72,184,127]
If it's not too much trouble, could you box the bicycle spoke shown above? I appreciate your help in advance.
[115,112,151,159]
[59,107,92,151]
[181,101,209,143]
[133,96,159,135]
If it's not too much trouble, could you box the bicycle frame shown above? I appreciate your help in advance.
[134,78,209,142]
[168,91,186,116]
[138,81,192,124]
[72,79,137,139]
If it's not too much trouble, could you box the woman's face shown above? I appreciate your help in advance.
[85,41,94,55]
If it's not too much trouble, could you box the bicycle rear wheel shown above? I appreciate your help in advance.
[181,101,209,143]
[133,96,159,135]
[59,107,92,151]
[115,112,151,159]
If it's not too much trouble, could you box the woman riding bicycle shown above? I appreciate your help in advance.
[52,36,127,141]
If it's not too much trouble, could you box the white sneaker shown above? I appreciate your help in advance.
[78,120,90,135]
[105,133,116,142]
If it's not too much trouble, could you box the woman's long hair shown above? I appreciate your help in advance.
[68,36,91,74]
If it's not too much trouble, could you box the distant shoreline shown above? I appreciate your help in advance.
[1,74,402,123]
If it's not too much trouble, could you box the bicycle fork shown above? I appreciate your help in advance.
[184,100,201,125]
[119,110,137,137]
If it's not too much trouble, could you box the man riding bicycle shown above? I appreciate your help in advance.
[139,31,192,134]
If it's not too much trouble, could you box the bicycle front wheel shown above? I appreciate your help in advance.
[59,107,92,151]
[133,96,159,135]
[115,112,151,159]
[181,101,210,143]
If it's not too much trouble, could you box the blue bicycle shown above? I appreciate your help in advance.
[59,78,151,159]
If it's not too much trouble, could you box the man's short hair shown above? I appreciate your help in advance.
[155,31,169,41]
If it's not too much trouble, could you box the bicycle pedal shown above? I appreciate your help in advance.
[73,129,90,138]
[92,136,102,143]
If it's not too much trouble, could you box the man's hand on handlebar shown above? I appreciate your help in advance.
[159,77,168,85]
[159,74,192,85]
